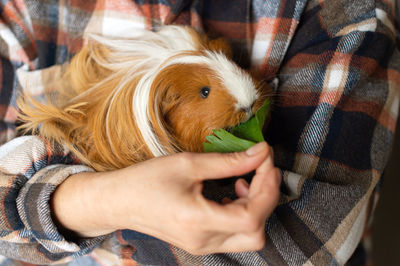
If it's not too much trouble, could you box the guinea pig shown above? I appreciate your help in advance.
[17,25,271,171]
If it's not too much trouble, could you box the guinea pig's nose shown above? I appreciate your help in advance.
[240,107,251,113]
[240,102,255,114]
[240,107,254,118]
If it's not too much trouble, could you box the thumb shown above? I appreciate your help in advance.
[192,142,270,181]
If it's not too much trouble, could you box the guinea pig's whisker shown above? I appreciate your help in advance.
[263,72,293,80]
[257,90,276,100]
[255,79,267,90]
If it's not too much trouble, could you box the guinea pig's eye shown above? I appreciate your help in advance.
[200,86,210,99]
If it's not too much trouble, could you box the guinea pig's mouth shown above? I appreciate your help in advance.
[239,113,254,124]
[224,119,249,132]
[224,126,232,132]
[220,110,256,133]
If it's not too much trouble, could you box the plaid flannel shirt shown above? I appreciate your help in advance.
[0,0,399,265]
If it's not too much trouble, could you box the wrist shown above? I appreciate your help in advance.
[50,170,120,238]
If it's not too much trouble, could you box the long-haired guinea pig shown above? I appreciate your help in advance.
[17,25,271,171]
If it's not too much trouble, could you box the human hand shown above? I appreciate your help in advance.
[51,142,281,255]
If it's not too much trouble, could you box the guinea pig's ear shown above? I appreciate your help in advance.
[159,92,180,116]
[206,37,233,59]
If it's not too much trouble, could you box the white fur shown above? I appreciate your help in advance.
[87,26,259,157]
[204,51,258,111]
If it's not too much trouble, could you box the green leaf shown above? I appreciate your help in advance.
[230,99,271,143]
[203,129,256,153]
[203,99,271,153]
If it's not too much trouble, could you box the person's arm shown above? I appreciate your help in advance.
[0,2,110,264]
[0,1,278,263]
[50,141,281,255]
[0,135,280,264]
[0,136,107,264]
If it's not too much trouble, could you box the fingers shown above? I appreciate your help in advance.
[182,200,268,255]
[246,151,281,220]
[201,193,272,234]
[200,144,281,233]
[188,230,266,255]
[188,142,270,181]
[235,178,250,198]
[214,230,266,254]
[248,144,280,199]
[158,142,278,255]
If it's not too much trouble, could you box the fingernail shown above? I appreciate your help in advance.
[246,142,267,156]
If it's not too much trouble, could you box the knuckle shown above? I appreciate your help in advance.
[252,234,266,250]
[222,152,242,167]
[238,210,262,233]
[268,145,274,159]
[186,249,203,256]
[176,152,195,169]
[175,209,199,228]
[184,242,205,255]
[274,168,282,184]
[246,218,263,233]
[266,167,282,190]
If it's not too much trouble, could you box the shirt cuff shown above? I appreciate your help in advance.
[16,164,107,259]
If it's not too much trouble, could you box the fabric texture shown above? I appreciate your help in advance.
[0,0,399,265]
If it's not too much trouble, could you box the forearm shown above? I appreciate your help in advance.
[50,166,164,239]
[50,171,118,238]
[50,166,153,239]
[0,136,106,264]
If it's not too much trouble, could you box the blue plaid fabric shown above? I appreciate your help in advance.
[0,0,399,265]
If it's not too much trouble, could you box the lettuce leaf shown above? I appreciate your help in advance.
[203,99,271,153]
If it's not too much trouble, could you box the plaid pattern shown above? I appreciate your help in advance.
[0,0,399,265]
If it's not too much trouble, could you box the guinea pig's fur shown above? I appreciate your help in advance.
[17,26,270,171]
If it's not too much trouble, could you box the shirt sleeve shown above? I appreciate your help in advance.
[0,136,107,264]
[0,1,107,264]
